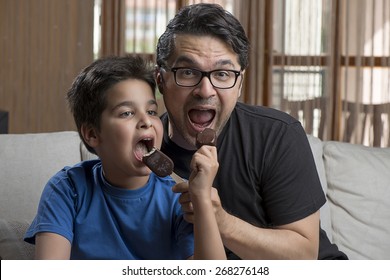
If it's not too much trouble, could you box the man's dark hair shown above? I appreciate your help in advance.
[156,3,250,70]
[66,55,156,154]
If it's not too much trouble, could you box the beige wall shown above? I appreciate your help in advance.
[0,0,94,133]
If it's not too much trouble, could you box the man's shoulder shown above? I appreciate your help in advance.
[234,102,298,125]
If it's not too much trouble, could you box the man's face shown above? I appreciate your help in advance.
[157,34,243,149]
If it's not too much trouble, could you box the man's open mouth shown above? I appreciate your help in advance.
[188,109,216,128]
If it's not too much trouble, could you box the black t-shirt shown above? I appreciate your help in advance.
[161,102,347,259]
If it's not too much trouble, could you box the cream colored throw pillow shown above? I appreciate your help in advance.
[323,141,390,259]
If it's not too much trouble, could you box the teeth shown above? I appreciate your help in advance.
[143,147,156,157]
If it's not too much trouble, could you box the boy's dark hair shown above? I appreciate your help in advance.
[67,55,156,154]
[156,3,250,70]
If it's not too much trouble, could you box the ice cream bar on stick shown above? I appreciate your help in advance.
[196,128,217,148]
[142,147,174,177]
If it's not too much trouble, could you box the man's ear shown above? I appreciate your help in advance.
[81,124,99,148]
[155,68,164,94]
[238,70,245,98]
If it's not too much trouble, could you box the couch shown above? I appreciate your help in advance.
[1,131,389,259]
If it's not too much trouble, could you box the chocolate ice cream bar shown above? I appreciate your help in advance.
[196,128,217,148]
[142,148,174,177]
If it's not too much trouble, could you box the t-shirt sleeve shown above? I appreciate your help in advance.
[24,168,77,244]
[262,122,326,226]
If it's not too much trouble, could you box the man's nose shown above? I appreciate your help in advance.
[193,76,216,99]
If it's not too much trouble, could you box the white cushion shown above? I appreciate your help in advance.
[323,141,390,259]
[0,131,82,222]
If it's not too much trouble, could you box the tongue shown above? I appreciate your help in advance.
[189,110,214,126]
[134,142,148,160]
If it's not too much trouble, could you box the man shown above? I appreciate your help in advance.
[156,3,347,259]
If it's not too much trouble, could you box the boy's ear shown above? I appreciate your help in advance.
[81,124,99,147]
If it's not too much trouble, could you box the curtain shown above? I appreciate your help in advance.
[238,0,389,147]
[237,0,267,105]
[338,0,390,147]
[101,0,126,57]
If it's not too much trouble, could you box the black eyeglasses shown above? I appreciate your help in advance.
[165,67,242,89]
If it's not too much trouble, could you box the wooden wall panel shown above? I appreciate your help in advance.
[0,0,94,133]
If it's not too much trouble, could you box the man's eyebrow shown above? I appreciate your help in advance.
[174,56,196,66]
[215,59,236,68]
[173,56,236,68]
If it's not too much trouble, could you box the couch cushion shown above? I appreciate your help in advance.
[0,131,83,223]
[0,219,34,259]
[323,141,390,259]
[307,135,332,241]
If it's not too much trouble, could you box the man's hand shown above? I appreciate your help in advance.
[172,179,222,224]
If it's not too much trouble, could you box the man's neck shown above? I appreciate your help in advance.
[168,121,196,151]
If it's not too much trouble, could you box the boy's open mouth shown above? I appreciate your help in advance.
[134,138,154,161]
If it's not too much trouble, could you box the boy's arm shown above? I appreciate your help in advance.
[35,232,71,259]
[187,145,226,260]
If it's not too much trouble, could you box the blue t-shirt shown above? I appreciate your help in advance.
[24,160,194,260]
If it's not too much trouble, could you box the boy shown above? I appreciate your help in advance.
[24,55,225,260]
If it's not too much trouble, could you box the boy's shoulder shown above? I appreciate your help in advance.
[150,173,177,190]
[48,159,101,188]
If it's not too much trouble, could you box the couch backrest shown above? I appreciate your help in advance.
[0,131,85,223]
[307,135,332,242]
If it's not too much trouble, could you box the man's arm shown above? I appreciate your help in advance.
[35,232,71,259]
[216,205,320,259]
[174,186,319,259]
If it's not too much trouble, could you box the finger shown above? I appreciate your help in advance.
[172,181,189,193]
[191,146,218,168]
[183,213,194,224]
[178,192,191,204]
[196,145,217,157]
[180,201,194,213]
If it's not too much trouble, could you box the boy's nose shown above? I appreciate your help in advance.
[138,115,153,128]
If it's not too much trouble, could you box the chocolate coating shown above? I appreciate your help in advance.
[142,148,174,177]
[196,128,217,149]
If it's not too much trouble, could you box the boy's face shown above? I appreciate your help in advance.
[93,79,162,189]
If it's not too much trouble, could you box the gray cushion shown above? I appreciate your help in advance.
[0,219,34,259]
[0,131,82,222]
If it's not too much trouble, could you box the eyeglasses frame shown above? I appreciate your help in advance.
[163,66,242,89]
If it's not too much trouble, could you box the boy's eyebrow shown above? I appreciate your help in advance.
[111,99,157,111]
[148,99,158,106]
